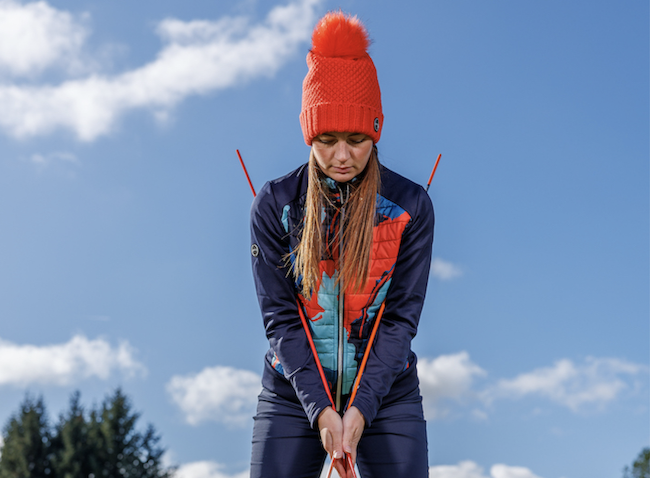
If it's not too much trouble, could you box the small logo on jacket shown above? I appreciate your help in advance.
[251,244,259,257]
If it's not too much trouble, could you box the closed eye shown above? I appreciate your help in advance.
[316,135,336,145]
[348,135,367,144]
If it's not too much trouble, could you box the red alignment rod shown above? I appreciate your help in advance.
[326,452,358,478]
[297,303,336,409]
[237,149,333,407]
[347,453,358,478]
[237,145,360,477]
[237,148,352,475]
[346,302,385,411]
[236,149,257,197]
[425,153,442,192]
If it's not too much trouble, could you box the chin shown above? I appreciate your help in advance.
[331,173,354,182]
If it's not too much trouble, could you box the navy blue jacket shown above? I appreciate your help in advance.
[250,163,433,428]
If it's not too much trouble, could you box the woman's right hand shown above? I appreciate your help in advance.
[318,407,352,477]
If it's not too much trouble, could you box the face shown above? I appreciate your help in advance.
[311,132,373,183]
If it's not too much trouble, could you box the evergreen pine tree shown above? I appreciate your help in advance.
[89,389,174,478]
[0,396,55,478]
[52,392,94,478]
[623,447,650,478]
[0,390,174,478]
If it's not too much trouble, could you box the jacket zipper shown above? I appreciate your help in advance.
[335,184,349,412]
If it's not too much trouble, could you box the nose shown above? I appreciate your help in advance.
[334,141,351,163]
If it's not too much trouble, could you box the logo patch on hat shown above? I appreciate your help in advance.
[251,244,259,257]
[373,118,379,132]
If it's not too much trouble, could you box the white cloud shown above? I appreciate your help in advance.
[0,0,322,141]
[28,150,78,167]
[175,461,248,478]
[490,464,543,478]
[430,461,488,478]
[471,408,489,421]
[429,462,544,478]
[417,353,645,418]
[0,334,146,387]
[0,0,88,78]
[174,460,543,478]
[431,257,463,280]
[418,352,486,418]
[486,357,646,411]
[166,365,261,426]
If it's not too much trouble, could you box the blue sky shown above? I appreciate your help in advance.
[0,1,647,477]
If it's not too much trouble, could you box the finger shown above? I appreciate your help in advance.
[318,408,344,459]
[331,425,344,461]
[342,408,364,464]
[320,428,332,456]
[333,455,348,478]
[332,442,344,461]
[342,426,361,463]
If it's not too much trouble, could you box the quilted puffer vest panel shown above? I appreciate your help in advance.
[279,192,412,403]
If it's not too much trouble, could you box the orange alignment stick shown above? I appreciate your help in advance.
[425,153,442,192]
[297,303,336,409]
[236,149,257,197]
[347,302,386,410]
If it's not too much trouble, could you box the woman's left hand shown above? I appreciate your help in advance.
[341,406,365,471]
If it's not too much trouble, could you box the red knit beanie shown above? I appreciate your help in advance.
[300,12,383,146]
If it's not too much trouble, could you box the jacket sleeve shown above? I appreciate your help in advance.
[349,187,434,427]
[250,181,334,428]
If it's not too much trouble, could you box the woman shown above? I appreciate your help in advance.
[249,11,434,478]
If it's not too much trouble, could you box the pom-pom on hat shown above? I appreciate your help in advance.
[300,11,383,145]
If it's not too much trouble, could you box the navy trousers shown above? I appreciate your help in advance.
[250,387,429,478]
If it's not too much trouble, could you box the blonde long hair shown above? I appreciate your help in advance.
[293,145,381,298]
